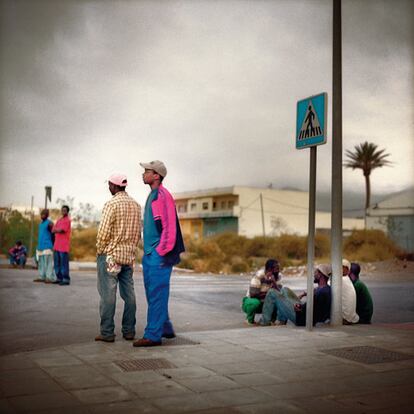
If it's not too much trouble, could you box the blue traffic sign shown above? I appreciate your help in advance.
[296,92,327,149]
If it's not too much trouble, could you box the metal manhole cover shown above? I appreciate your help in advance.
[115,358,177,372]
[162,336,200,346]
[321,346,414,365]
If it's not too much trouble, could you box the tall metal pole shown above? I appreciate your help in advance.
[306,146,317,330]
[259,193,266,237]
[331,0,343,326]
[29,196,34,258]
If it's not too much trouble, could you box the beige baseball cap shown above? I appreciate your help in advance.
[316,264,332,278]
[342,259,351,270]
[140,160,167,178]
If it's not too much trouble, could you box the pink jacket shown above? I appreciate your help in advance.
[152,185,177,256]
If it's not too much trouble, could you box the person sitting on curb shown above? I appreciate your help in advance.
[342,259,359,325]
[242,259,281,325]
[8,241,27,268]
[349,262,374,324]
[260,264,332,327]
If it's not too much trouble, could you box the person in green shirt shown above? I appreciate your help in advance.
[349,263,374,324]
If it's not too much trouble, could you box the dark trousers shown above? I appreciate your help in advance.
[54,251,70,283]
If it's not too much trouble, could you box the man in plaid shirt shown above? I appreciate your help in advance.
[95,174,142,343]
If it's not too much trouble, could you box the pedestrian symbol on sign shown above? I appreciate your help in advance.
[298,101,322,140]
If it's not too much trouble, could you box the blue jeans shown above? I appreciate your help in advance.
[142,250,174,342]
[262,287,300,325]
[9,255,26,266]
[54,251,70,283]
[97,255,136,337]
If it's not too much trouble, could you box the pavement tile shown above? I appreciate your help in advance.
[7,391,80,412]
[1,368,49,380]
[71,385,134,404]
[151,394,214,413]
[174,375,240,393]
[158,366,216,379]
[88,399,161,413]
[201,361,259,375]
[228,372,283,387]
[234,400,306,414]
[54,371,116,390]
[0,398,18,414]
[0,355,38,371]
[202,387,273,408]
[30,355,84,368]
[110,370,166,385]
[191,409,240,414]
[0,377,63,398]
[126,379,194,399]
[35,406,91,414]
[293,397,366,414]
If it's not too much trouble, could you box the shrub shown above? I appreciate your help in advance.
[343,229,400,262]
[71,227,98,261]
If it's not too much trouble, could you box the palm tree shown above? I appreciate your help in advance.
[345,141,391,209]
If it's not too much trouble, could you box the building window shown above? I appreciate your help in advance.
[202,202,209,210]
[221,201,226,209]
[213,202,217,210]
[178,204,187,213]
[190,203,197,211]
[228,200,234,209]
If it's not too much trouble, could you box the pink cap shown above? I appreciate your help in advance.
[108,174,128,187]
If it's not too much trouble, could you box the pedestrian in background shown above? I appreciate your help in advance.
[52,205,71,286]
[134,160,185,347]
[342,259,359,324]
[8,241,27,268]
[95,174,142,343]
[33,209,56,283]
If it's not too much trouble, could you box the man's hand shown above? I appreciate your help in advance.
[294,303,302,311]
[298,292,307,299]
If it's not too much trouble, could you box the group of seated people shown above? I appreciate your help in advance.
[242,258,373,326]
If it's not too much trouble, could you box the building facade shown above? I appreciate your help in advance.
[174,186,364,239]
[366,188,414,252]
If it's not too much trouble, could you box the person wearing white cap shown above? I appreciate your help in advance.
[342,259,359,324]
[134,161,185,347]
[95,174,142,343]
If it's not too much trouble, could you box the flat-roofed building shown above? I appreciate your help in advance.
[174,186,364,239]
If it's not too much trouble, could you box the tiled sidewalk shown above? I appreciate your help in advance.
[1,324,413,413]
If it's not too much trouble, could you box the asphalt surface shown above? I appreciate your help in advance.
[1,268,413,355]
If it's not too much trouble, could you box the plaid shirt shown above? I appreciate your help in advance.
[96,191,142,265]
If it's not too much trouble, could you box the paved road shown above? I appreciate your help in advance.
[0,268,413,355]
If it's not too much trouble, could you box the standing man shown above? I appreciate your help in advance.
[95,174,142,342]
[33,209,56,283]
[134,160,185,347]
[52,205,72,286]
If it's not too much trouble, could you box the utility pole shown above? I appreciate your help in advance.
[306,147,317,330]
[45,186,52,209]
[331,0,343,326]
[29,196,34,258]
[259,193,266,237]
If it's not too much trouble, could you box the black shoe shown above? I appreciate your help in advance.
[59,281,70,286]
[123,333,135,340]
[95,334,115,343]
[162,332,176,339]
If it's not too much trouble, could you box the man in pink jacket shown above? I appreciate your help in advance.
[134,160,185,347]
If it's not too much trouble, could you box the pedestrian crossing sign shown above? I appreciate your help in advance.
[296,92,327,149]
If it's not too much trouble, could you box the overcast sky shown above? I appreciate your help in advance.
[1,0,413,210]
